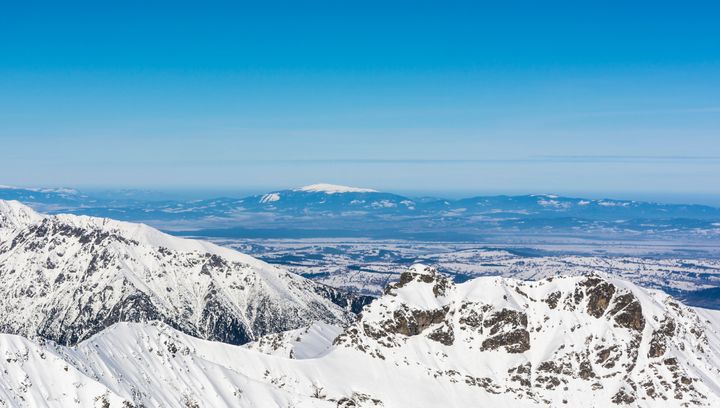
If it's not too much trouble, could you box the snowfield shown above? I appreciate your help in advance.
[1,266,720,407]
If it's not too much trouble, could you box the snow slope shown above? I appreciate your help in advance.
[0,200,42,241]
[0,265,720,408]
[295,184,379,194]
[3,265,719,407]
[0,200,354,346]
[0,333,126,407]
[331,265,720,407]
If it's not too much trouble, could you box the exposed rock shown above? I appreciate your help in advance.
[583,277,616,318]
[545,291,561,309]
[648,317,676,358]
[610,293,645,332]
[391,306,450,337]
[427,323,455,346]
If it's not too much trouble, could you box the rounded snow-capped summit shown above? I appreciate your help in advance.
[293,183,379,194]
[245,184,416,216]
[257,183,380,204]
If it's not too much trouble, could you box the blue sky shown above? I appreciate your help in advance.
[1,1,719,199]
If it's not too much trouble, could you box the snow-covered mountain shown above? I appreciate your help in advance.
[0,200,359,346]
[2,265,720,407]
[295,183,380,194]
[0,200,42,241]
[242,183,415,215]
[332,265,720,406]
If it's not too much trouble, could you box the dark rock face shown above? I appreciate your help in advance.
[611,387,636,404]
[583,277,616,318]
[480,309,530,353]
[483,309,528,335]
[545,291,561,309]
[508,363,532,387]
[458,302,488,328]
[481,329,530,353]
[580,276,645,332]
[335,392,383,408]
[37,287,168,346]
[384,265,452,298]
[199,297,253,345]
[609,293,645,332]
[312,284,375,314]
[578,358,596,380]
[648,317,676,358]
[427,323,455,346]
[391,307,450,336]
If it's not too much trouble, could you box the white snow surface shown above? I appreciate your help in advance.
[0,200,352,346]
[244,322,344,359]
[0,200,43,241]
[1,265,720,407]
[295,184,379,194]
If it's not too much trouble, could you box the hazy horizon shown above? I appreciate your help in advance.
[4,183,720,207]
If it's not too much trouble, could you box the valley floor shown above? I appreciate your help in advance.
[206,238,720,301]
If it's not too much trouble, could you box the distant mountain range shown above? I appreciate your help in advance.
[2,183,719,240]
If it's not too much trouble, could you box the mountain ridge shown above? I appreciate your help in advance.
[3,184,720,240]
[1,265,719,407]
[0,200,361,346]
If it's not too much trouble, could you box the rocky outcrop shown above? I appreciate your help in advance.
[334,264,720,407]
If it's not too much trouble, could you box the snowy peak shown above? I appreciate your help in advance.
[334,265,720,406]
[0,203,354,346]
[294,183,379,194]
[1,259,720,406]
[247,184,417,216]
[407,263,436,276]
[0,200,42,230]
[0,200,43,241]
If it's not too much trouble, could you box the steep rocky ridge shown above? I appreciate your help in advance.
[0,200,355,345]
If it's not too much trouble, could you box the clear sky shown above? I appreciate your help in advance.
[1,1,719,199]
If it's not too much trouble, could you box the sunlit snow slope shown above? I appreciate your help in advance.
[0,200,354,346]
[3,265,720,407]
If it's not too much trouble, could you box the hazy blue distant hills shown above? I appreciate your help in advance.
[2,183,719,240]
[453,194,720,220]
[0,185,88,209]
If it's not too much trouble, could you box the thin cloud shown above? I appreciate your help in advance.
[574,107,720,118]
[535,155,720,162]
